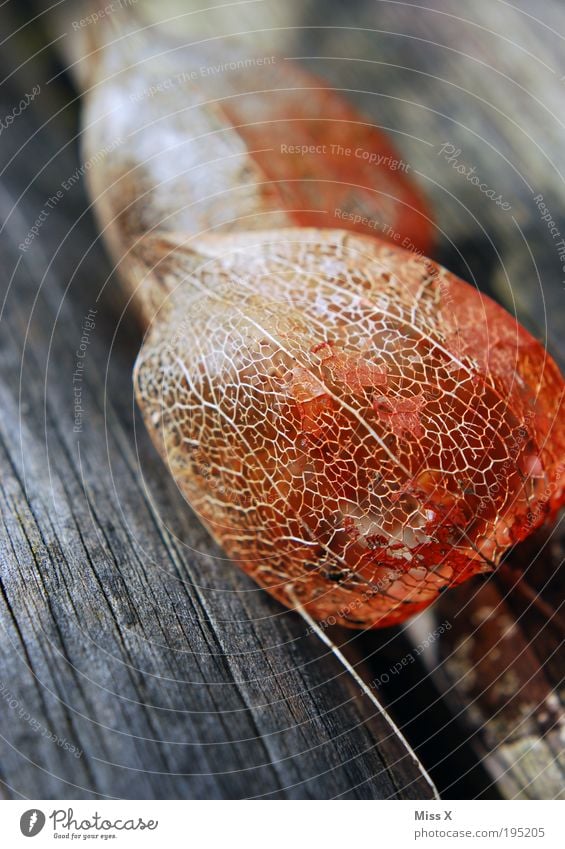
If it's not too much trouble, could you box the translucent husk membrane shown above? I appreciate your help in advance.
[78,15,564,627]
[132,229,565,627]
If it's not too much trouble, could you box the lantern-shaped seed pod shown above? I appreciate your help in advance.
[76,13,564,628]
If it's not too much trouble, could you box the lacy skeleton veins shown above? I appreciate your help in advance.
[73,14,565,629]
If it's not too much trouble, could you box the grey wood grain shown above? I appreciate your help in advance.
[1,0,563,801]
[0,1,436,800]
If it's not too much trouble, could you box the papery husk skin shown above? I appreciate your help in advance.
[79,16,565,627]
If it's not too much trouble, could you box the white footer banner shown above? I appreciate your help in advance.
[0,800,562,847]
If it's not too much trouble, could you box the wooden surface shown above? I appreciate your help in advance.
[0,0,563,799]
[0,0,436,801]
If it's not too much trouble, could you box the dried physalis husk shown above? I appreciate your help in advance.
[132,229,565,628]
[75,15,564,627]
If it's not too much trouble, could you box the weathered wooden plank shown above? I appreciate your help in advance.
[0,2,436,800]
[1,0,563,801]
[141,0,565,798]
